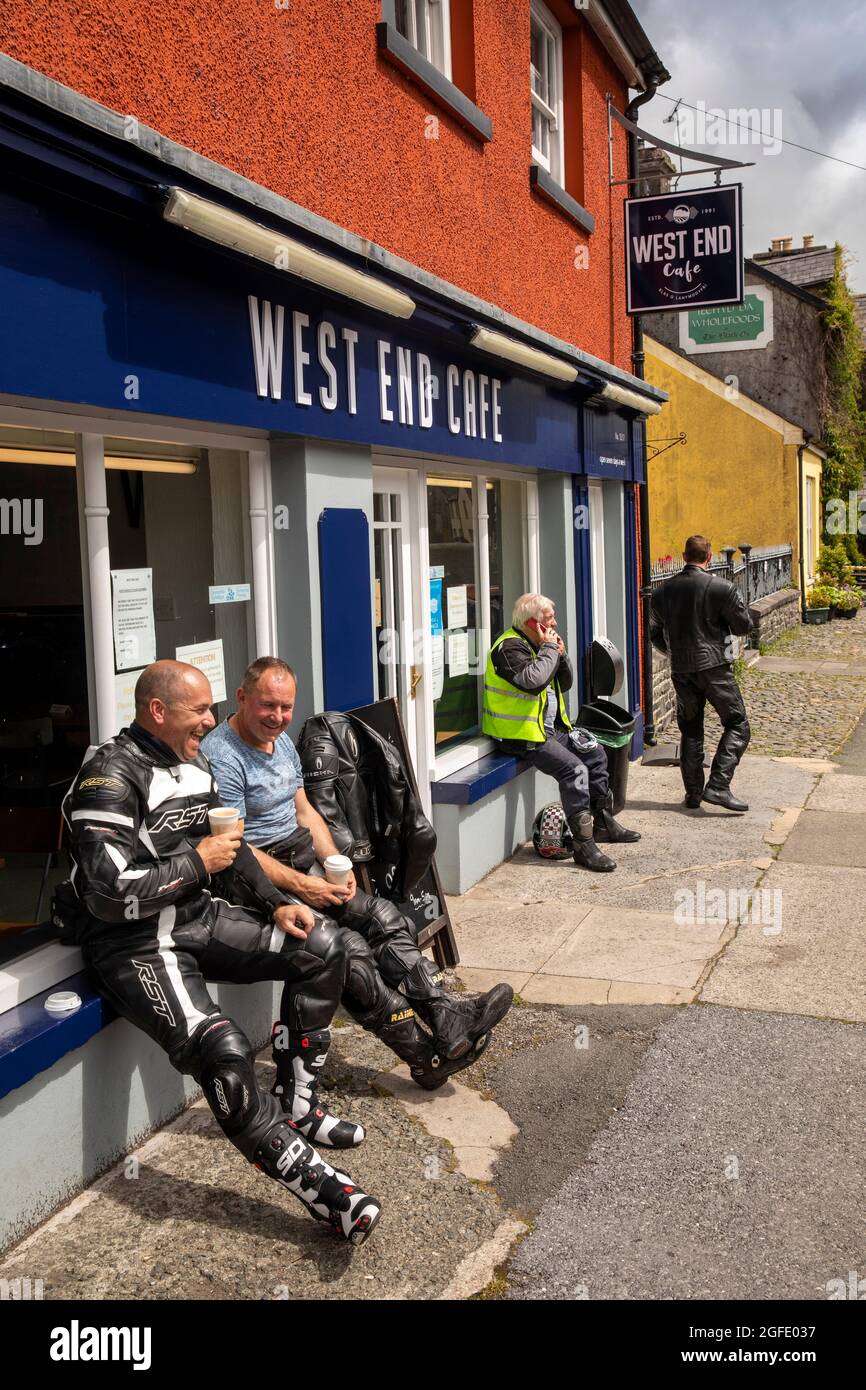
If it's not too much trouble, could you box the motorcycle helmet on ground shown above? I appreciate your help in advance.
[532,803,574,859]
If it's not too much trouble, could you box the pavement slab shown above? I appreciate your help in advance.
[779,808,866,868]
[508,1006,866,1301]
[804,772,866,814]
[538,906,728,988]
[700,862,866,1023]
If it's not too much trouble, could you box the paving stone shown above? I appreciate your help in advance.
[779,808,866,867]
[700,862,866,1023]
[806,771,866,813]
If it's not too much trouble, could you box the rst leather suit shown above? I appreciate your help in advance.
[650,564,754,798]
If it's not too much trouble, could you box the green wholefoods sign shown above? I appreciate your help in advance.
[681,288,773,353]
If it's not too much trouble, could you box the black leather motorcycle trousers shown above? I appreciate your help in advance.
[672,663,751,796]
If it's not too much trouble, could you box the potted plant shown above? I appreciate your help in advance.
[804,585,833,623]
[831,587,861,620]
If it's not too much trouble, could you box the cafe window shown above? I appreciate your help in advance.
[0,421,270,1006]
[427,473,537,770]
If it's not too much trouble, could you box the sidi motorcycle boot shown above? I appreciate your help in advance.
[271,1025,365,1149]
[568,811,616,872]
[399,958,513,1061]
[592,790,641,843]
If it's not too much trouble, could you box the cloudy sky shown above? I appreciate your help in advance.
[634,0,866,291]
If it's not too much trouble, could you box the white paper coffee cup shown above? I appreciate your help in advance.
[323,854,353,886]
[208,807,239,836]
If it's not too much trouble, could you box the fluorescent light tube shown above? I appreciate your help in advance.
[469,327,578,383]
[600,382,662,415]
[0,448,197,473]
[163,188,416,319]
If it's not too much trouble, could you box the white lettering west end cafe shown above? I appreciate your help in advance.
[248,296,504,442]
[630,224,733,287]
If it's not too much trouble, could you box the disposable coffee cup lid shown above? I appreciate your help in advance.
[45,991,82,1014]
[325,854,353,869]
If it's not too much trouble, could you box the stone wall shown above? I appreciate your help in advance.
[749,588,801,646]
[650,589,801,733]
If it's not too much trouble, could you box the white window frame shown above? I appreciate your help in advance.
[0,399,276,1016]
[373,457,540,781]
[395,0,453,80]
[805,474,815,582]
[530,0,565,184]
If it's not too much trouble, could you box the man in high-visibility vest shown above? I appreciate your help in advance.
[482,593,640,872]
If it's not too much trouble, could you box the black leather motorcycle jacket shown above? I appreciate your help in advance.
[58,722,288,943]
[650,565,753,674]
[297,711,436,899]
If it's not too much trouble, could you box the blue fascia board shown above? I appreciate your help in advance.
[0,972,115,1102]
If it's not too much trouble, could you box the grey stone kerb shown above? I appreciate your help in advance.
[0,53,666,407]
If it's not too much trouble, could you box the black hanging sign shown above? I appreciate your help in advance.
[624,185,743,315]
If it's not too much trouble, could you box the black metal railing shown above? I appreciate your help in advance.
[650,544,793,607]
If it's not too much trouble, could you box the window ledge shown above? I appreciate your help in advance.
[530,165,596,236]
[0,970,114,1102]
[431,751,531,805]
[376,22,492,143]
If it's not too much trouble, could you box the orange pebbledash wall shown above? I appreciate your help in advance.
[0,0,633,373]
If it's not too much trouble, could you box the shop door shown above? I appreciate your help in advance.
[372,468,419,765]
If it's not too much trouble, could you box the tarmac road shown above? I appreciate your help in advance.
[502,1003,866,1301]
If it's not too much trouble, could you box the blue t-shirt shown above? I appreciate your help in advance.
[202,719,303,847]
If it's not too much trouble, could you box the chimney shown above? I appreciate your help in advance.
[803,234,814,248]
[782,237,793,251]
[770,236,788,252]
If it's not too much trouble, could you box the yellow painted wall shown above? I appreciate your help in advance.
[645,340,802,571]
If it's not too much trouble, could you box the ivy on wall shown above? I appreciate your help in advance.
[821,243,866,551]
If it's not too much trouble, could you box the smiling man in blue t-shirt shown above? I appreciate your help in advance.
[203,657,512,1123]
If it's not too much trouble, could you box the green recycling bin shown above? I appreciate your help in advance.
[575,698,636,816]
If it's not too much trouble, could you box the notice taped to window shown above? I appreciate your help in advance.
[175,638,227,704]
[111,568,156,672]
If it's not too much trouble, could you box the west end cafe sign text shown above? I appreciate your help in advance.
[248,296,504,443]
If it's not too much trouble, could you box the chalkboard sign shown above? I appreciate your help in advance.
[349,698,458,969]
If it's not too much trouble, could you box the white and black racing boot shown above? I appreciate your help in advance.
[271,1025,365,1149]
[398,959,513,1063]
[253,1119,381,1246]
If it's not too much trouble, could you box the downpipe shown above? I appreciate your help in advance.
[626,83,659,744]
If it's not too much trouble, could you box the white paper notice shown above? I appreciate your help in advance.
[446,584,468,630]
[111,568,156,672]
[175,639,227,704]
[447,630,469,677]
[114,669,144,732]
[431,634,445,701]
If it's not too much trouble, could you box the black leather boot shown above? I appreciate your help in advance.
[680,734,706,809]
[702,784,748,812]
[377,1010,495,1091]
[592,790,641,843]
[568,812,616,872]
[400,959,513,1061]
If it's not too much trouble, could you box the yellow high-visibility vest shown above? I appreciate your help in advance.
[481,627,572,743]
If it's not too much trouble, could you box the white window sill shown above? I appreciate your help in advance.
[0,940,83,1016]
[433,735,495,780]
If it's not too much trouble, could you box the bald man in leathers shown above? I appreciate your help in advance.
[58,660,381,1245]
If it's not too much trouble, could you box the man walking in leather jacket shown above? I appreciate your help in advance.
[203,657,512,1104]
[57,660,380,1245]
[650,535,754,812]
